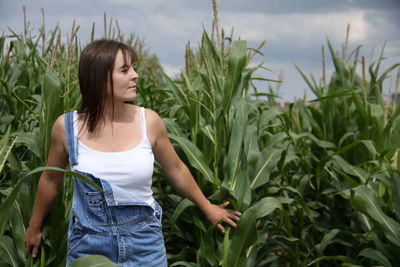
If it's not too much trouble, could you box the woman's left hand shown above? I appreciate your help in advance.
[204,201,241,233]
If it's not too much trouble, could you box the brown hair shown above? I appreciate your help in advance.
[77,39,137,133]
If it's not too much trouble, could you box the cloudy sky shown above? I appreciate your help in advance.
[1,0,399,101]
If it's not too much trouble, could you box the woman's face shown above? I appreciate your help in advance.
[110,50,139,102]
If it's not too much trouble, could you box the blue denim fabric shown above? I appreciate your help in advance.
[64,112,167,267]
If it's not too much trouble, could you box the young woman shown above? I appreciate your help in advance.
[24,39,241,266]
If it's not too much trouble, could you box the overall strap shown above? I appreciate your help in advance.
[64,111,78,167]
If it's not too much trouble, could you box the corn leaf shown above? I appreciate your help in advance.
[70,255,115,267]
[169,134,217,185]
[358,248,392,267]
[0,235,21,267]
[0,166,103,240]
[350,185,400,247]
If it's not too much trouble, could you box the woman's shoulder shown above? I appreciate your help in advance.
[51,114,67,136]
[142,108,168,140]
[54,114,65,128]
[53,111,76,129]
[143,107,163,125]
[47,114,68,152]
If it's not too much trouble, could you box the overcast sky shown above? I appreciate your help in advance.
[1,0,399,101]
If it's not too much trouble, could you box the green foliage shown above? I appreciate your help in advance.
[0,19,166,266]
[1,10,400,267]
[156,27,400,267]
[70,255,115,266]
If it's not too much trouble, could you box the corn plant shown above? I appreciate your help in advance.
[149,25,292,265]
[0,16,167,266]
[158,23,400,266]
[1,4,400,267]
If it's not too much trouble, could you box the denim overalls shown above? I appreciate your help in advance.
[64,112,168,266]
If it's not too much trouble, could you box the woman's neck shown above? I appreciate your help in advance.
[102,102,133,123]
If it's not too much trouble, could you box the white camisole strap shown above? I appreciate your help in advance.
[139,107,147,141]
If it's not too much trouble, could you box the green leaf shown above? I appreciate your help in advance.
[259,107,282,126]
[10,201,26,262]
[222,228,231,266]
[200,124,215,145]
[359,248,392,267]
[163,118,184,137]
[15,132,42,160]
[201,31,221,69]
[331,155,368,183]
[226,99,248,184]
[0,166,103,240]
[314,228,341,255]
[243,125,259,163]
[309,89,354,102]
[247,197,285,219]
[307,255,357,266]
[0,126,14,174]
[172,198,195,224]
[250,148,281,189]
[225,207,257,267]
[169,134,218,185]
[0,235,22,267]
[223,40,247,109]
[350,185,400,247]
[70,255,115,267]
[170,261,197,267]
[40,68,63,161]
[224,197,284,267]
[198,229,217,266]
[392,171,400,219]
[230,167,251,210]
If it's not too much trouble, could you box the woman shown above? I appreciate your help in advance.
[24,39,241,266]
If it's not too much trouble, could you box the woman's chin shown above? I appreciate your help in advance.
[115,94,137,103]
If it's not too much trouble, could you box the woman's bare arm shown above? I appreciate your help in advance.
[24,115,69,257]
[147,109,241,233]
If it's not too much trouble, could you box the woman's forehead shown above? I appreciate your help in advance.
[115,49,134,67]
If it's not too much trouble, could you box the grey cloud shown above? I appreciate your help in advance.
[363,10,400,41]
[218,0,400,15]
[0,0,398,101]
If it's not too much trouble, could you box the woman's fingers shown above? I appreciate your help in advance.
[24,228,41,258]
[24,243,31,257]
[24,242,39,258]
[233,210,242,216]
[218,201,230,208]
[209,201,242,233]
[223,217,237,228]
[226,209,241,220]
[217,223,225,233]
[229,213,241,221]
[32,245,39,258]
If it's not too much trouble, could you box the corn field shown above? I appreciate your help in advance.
[1,9,400,267]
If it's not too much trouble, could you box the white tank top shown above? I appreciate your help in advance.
[73,107,155,206]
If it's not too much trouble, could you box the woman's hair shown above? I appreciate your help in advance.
[77,39,137,133]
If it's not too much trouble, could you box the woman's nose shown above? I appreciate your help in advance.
[130,68,139,80]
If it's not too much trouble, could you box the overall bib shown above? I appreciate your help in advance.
[64,109,168,266]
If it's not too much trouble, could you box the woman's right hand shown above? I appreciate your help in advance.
[24,226,41,258]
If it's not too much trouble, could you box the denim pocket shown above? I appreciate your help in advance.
[144,217,163,238]
[83,191,108,225]
[153,202,163,224]
[67,233,116,265]
[143,202,163,238]
[67,231,89,256]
